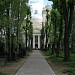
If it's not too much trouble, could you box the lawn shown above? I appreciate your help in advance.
[42,50,75,75]
[0,72,7,75]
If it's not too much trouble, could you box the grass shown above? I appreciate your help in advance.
[42,50,51,56]
[0,72,7,75]
[42,50,75,75]
[63,68,75,75]
[63,53,75,75]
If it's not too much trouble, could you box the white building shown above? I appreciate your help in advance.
[31,19,42,49]
[31,4,52,49]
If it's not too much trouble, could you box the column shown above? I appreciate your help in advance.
[38,35,40,49]
[33,35,35,49]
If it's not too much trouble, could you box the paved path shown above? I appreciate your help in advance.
[15,50,56,75]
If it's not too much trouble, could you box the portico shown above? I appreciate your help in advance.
[33,34,41,49]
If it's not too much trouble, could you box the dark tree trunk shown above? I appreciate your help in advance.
[61,0,74,61]
[64,27,70,61]
[51,43,55,55]
[6,9,12,61]
[68,2,74,35]
[61,0,70,61]
[56,43,60,57]
[45,32,48,50]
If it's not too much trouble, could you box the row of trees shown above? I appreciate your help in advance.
[41,0,75,61]
[0,0,33,61]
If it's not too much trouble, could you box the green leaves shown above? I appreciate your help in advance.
[52,0,60,9]
[28,22,33,38]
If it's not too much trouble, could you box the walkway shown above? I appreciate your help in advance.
[15,50,56,75]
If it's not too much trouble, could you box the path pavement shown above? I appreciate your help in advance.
[15,50,56,75]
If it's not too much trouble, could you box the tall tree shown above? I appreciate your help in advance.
[61,0,74,61]
[49,0,74,61]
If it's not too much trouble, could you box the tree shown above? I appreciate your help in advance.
[49,0,74,61]
[45,9,50,50]
[28,22,33,50]
[41,22,45,50]
[0,0,30,60]
[61,0,74,61]
[51,9,61,56]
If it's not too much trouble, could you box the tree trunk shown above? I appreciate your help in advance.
[61,0,74,61]
[64,27,70,61]
[68,2,74,36]
[31,38,33,49]
[61,0,69,61]
[56,13,63,57]
[51,43,55,55]
[6,9,12,61]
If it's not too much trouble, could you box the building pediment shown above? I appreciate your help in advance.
[34,27,40,30]
[32,27,41,34]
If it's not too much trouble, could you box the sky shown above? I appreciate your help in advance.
[28,0,53,20]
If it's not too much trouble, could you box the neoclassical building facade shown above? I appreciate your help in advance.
[31,19,42,49]
[31,5,51,50]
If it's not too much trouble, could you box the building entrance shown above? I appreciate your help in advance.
[33,35,40,49]
[35,36,38,49]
